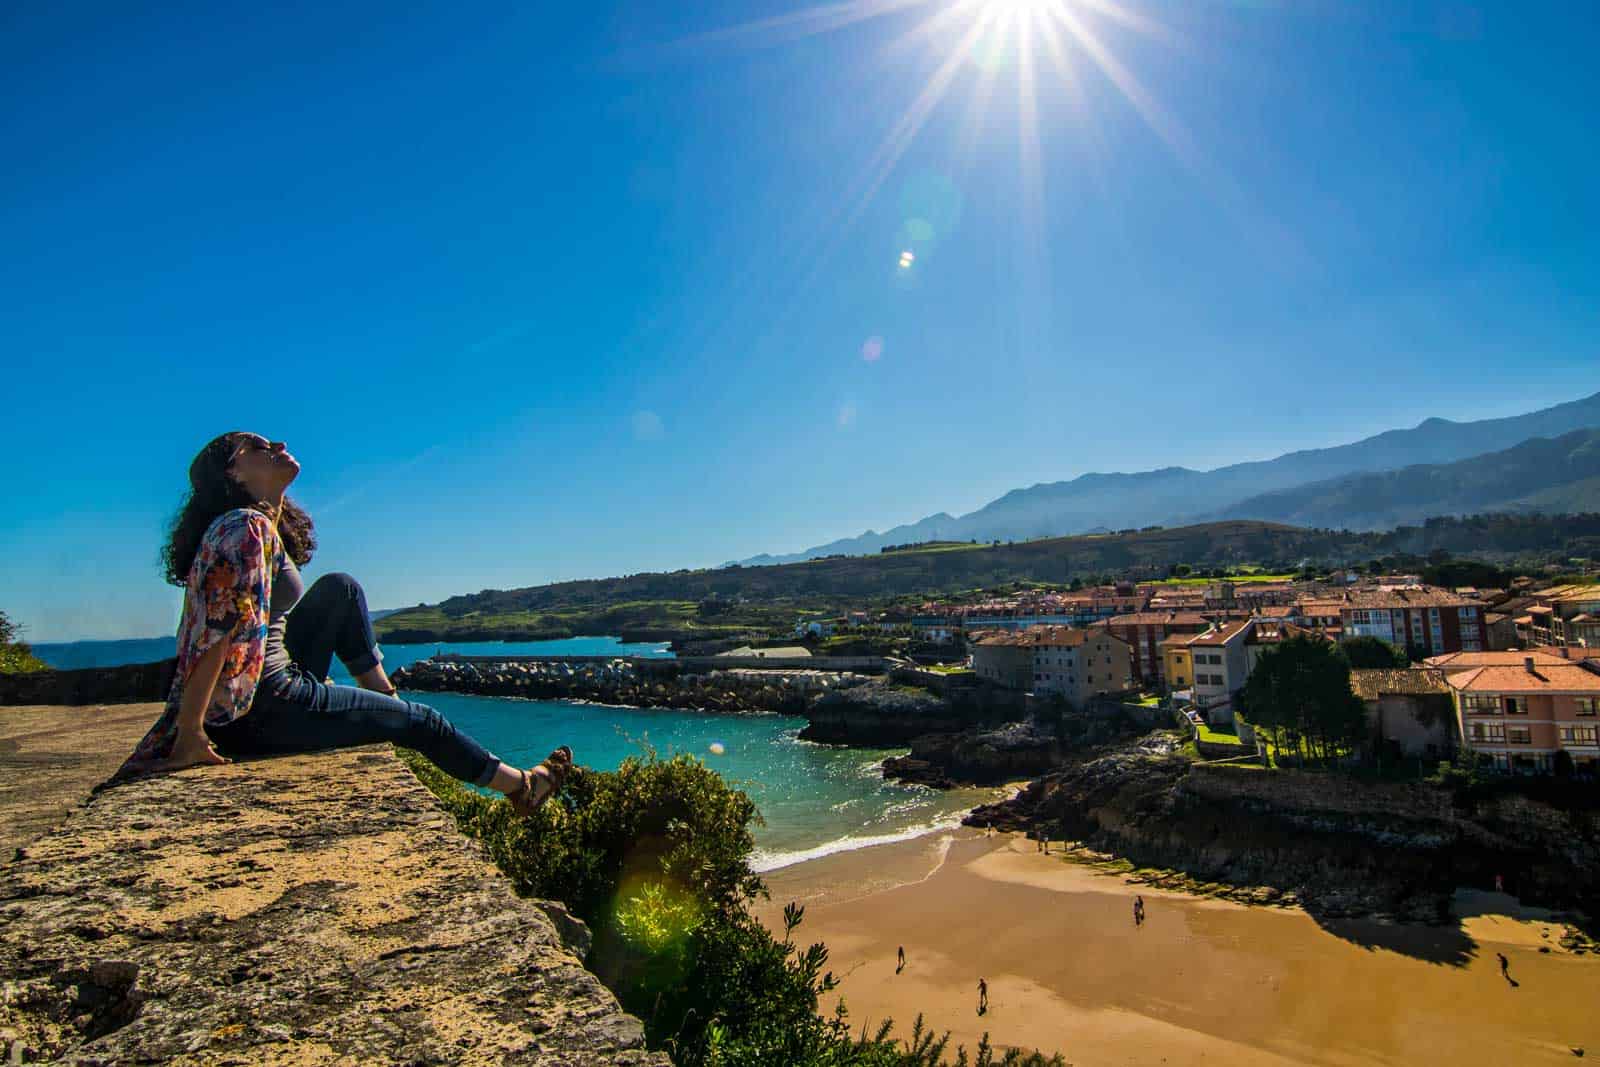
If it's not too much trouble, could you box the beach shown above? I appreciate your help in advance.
[755,829,1600,1065]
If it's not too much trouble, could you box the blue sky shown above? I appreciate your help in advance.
[4,1,1597,642]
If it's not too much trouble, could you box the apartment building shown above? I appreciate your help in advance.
[969,630,1035,689]
[1098,611,1210,688]
[1027,625,1134,705]
[1335,587,1489,655]
[1446,657,1600,774]
[1515,585,1600,648]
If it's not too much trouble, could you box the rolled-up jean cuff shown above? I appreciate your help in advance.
[471,756,502,789]
[346,647,382,675]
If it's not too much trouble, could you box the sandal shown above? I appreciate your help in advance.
[508,745,573,817]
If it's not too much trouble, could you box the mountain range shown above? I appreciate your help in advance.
[733,390,1600,565]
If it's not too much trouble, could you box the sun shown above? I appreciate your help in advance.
[676,0,1186,230]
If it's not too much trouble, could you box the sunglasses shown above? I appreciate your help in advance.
[227,435,275,466]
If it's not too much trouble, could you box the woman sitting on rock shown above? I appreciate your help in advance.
[115,430,571,814]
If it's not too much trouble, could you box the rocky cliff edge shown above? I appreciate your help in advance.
[0,744,668,1065]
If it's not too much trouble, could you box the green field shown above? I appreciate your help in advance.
[1196,721,1246,746]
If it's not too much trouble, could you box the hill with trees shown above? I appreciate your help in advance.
[375,514,1600,643]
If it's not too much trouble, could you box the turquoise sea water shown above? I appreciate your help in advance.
[34,635,996,868]
[405,692,998,870]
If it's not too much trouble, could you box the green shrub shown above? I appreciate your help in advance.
[0,610,48,674]
[399,749,1063,1067]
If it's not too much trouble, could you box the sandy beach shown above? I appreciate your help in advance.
[755,829,1600,1065]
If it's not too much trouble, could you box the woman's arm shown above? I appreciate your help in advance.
[161,631,232,770]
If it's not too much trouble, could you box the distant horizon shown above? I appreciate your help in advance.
[13,385,1600,645]
[6,1,1598,642]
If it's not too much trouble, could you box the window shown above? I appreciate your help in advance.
[1577,699,1599,717]
[1470,722,1506,743]
[1463,695,1500,715]
[1505,698,1524,715]
[1559,725,1598,746]
[1507,726,1533,745]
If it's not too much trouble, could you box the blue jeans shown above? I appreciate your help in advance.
[210,572,501,787]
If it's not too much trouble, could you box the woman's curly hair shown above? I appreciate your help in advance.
[161,431,316,587]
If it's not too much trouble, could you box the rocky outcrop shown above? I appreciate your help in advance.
[967,734,1600,922]
[888,721,1070,786]
[798,682,980,745]
[0,745,667,1065]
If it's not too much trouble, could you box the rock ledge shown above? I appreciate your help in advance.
[0,745,667,1065]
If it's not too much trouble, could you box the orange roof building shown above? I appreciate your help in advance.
[1446,656,1600,774]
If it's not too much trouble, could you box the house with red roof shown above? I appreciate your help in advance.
[1446,656,1600,774]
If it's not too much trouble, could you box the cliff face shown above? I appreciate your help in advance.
[0,745,668,1065]
[970,737,1600,921]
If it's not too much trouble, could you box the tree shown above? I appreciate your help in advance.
[0,610,48,674]
[1340,636,1409,669]
[1421,558,1511,590]
[1239,635,1367,767]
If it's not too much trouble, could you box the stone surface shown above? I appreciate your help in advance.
[0,743,668,1065]
[0,703,160,856]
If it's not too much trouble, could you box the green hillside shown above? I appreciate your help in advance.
[375,514,1600,642]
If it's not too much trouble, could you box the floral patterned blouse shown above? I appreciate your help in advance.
[116,507,284,778]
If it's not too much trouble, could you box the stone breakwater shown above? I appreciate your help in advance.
[392,657,870,716]
[0,745,668,1066]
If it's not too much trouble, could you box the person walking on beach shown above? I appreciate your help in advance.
[1497,952,1518,988]
[897,945,906,974]
[1134,895,1146,927]
[977,978,988,1015]
[112,431,572,816]
[1494,872,1505,893]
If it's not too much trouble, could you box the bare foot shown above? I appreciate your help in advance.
[159,732,232,771]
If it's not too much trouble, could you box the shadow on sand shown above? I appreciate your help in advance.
[1306,910,1477,967]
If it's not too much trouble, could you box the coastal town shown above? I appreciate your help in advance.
[779,569,1600,778]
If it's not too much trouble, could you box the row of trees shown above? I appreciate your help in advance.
[1237,635,1369,766]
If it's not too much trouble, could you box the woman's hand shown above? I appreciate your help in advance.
[160,727,232,771]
